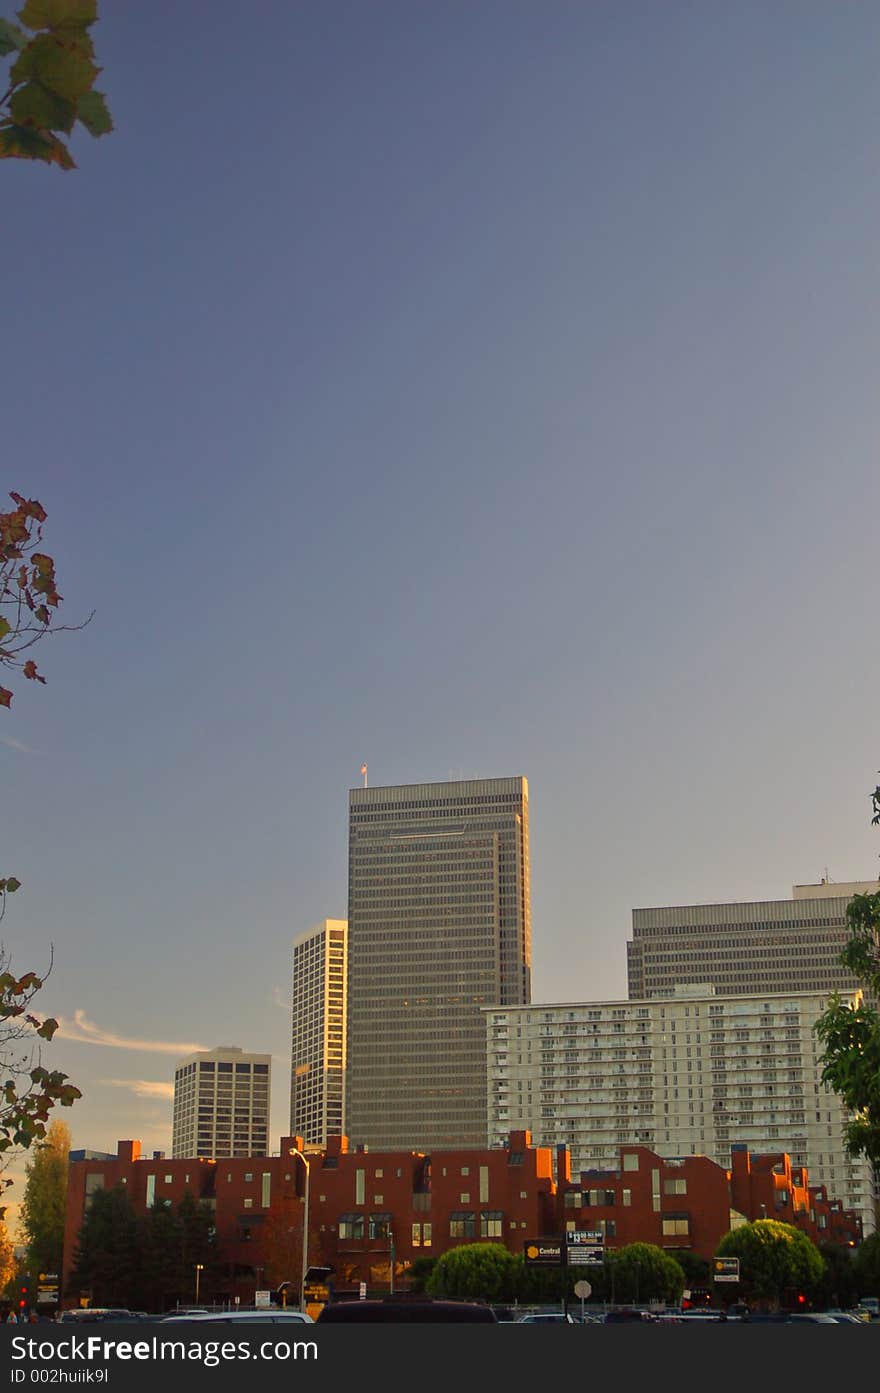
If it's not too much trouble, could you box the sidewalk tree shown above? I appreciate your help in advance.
[426,1242,519,1301]
[20,1118,69,1276]
[607,1243,685,1304]
[67,1184,140,1307]
[715,1219,824,1310]
[0,0,113,171]
[853,1232,880,1299]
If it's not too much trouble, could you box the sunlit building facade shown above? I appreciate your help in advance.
[290,918,348,1146]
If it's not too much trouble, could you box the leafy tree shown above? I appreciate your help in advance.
[426,1242,519,1302]
[405,1255,437,1294]
[813,1240,858,1311]
[0,0,112,170]
[0,1213,15,1293]
[0,946,80,1214]
[20,1118,69,1277]
[716,1220,824,1310]
[606,1243,685,1304]
[814,888,880,1171]
[667,1248,710,1294]
[177,1191,219,1302]
[1,493,91,1209]
[853,1232,880,1300]
[67,1183,140,1307]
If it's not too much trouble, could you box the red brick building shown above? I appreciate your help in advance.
[62,1130,861,1308]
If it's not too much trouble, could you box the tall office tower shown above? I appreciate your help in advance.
[485,986,875,1236]
[171,1045,271,1159]
[626,880,878,1001]
[290,918,348,1145]
[346,776,531,1150]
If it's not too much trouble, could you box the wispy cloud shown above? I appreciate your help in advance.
[56,1010,206,1056]
[271,985,289,1012]
[100,1078,175,1101]
[1,735,34,753]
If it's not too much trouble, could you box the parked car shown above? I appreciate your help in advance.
[603,1308,658,1324]
[160,1309,314,1324]
[316,1298,496,1323]
[516,1312,577,1324]
[57,1309,135,1323]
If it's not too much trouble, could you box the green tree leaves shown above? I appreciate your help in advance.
[20,1118,69,1278]
[427,1242,520,1302]
[716,1220,824,1309]
[814,885,880,1169]
[605,1243,685,1304]
[0,0,112,169]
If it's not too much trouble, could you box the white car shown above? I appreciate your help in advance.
[161,1309,314,1324]
[516,1312,577,1324]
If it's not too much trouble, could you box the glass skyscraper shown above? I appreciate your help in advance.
[345,776,531,1149]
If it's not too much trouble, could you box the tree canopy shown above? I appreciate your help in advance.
[605,1243,685,1305]
[426,1242,519,1302]
[20,1118,69,1277]
[68,1185,219,1311]
[814,783,880,1171]
[716,1220,824,1309]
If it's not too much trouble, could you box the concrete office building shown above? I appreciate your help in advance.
[485,985,874,1236]
[290,918,348,1146]
[626,880,878,1001]
[172,1045,271,1159]
[346,776,531,1150]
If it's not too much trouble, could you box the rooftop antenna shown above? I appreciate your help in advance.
[360,762,368,788]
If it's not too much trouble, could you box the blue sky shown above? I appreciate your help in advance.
[3,1,880,1187]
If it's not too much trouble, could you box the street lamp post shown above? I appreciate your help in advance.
[194,1263,204,1305]
[289,1148,310,1312]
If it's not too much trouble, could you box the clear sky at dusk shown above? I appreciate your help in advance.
[3,1,880,1186]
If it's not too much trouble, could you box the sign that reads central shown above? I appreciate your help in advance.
[713,1257,740,1282]
[524,1238,564,1265]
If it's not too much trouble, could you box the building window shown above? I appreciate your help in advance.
[369,1213,392,1240]
[661,1216,690,1237]
[146,1175,156,1207]
[449,1212,476,1239]
[338,1213,364,1240]
[480,1211,503,1238]
[663,1178,687,1196]
[623,1154,639,1172]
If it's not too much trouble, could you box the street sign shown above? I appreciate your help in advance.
[567,1246,604,1266]
[713,1258,740,1283]
[358,1282,367,1300]
[524,1239,564,1265]
[36,1274,59,1305]
[255,1289,272,1308]
[567,1231,604,1245]
[573,1281,592,1299]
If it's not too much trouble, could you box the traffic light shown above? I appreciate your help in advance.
[796,1293,806,1306]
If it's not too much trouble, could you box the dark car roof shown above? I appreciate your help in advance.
[317,1299,497,1323]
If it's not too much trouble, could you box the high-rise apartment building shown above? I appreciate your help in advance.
[626,880,878,1000]
[290,918,348,1146]
[171,1045,271,1159]
[485,986,874,1236]
[346,776,531,1150]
